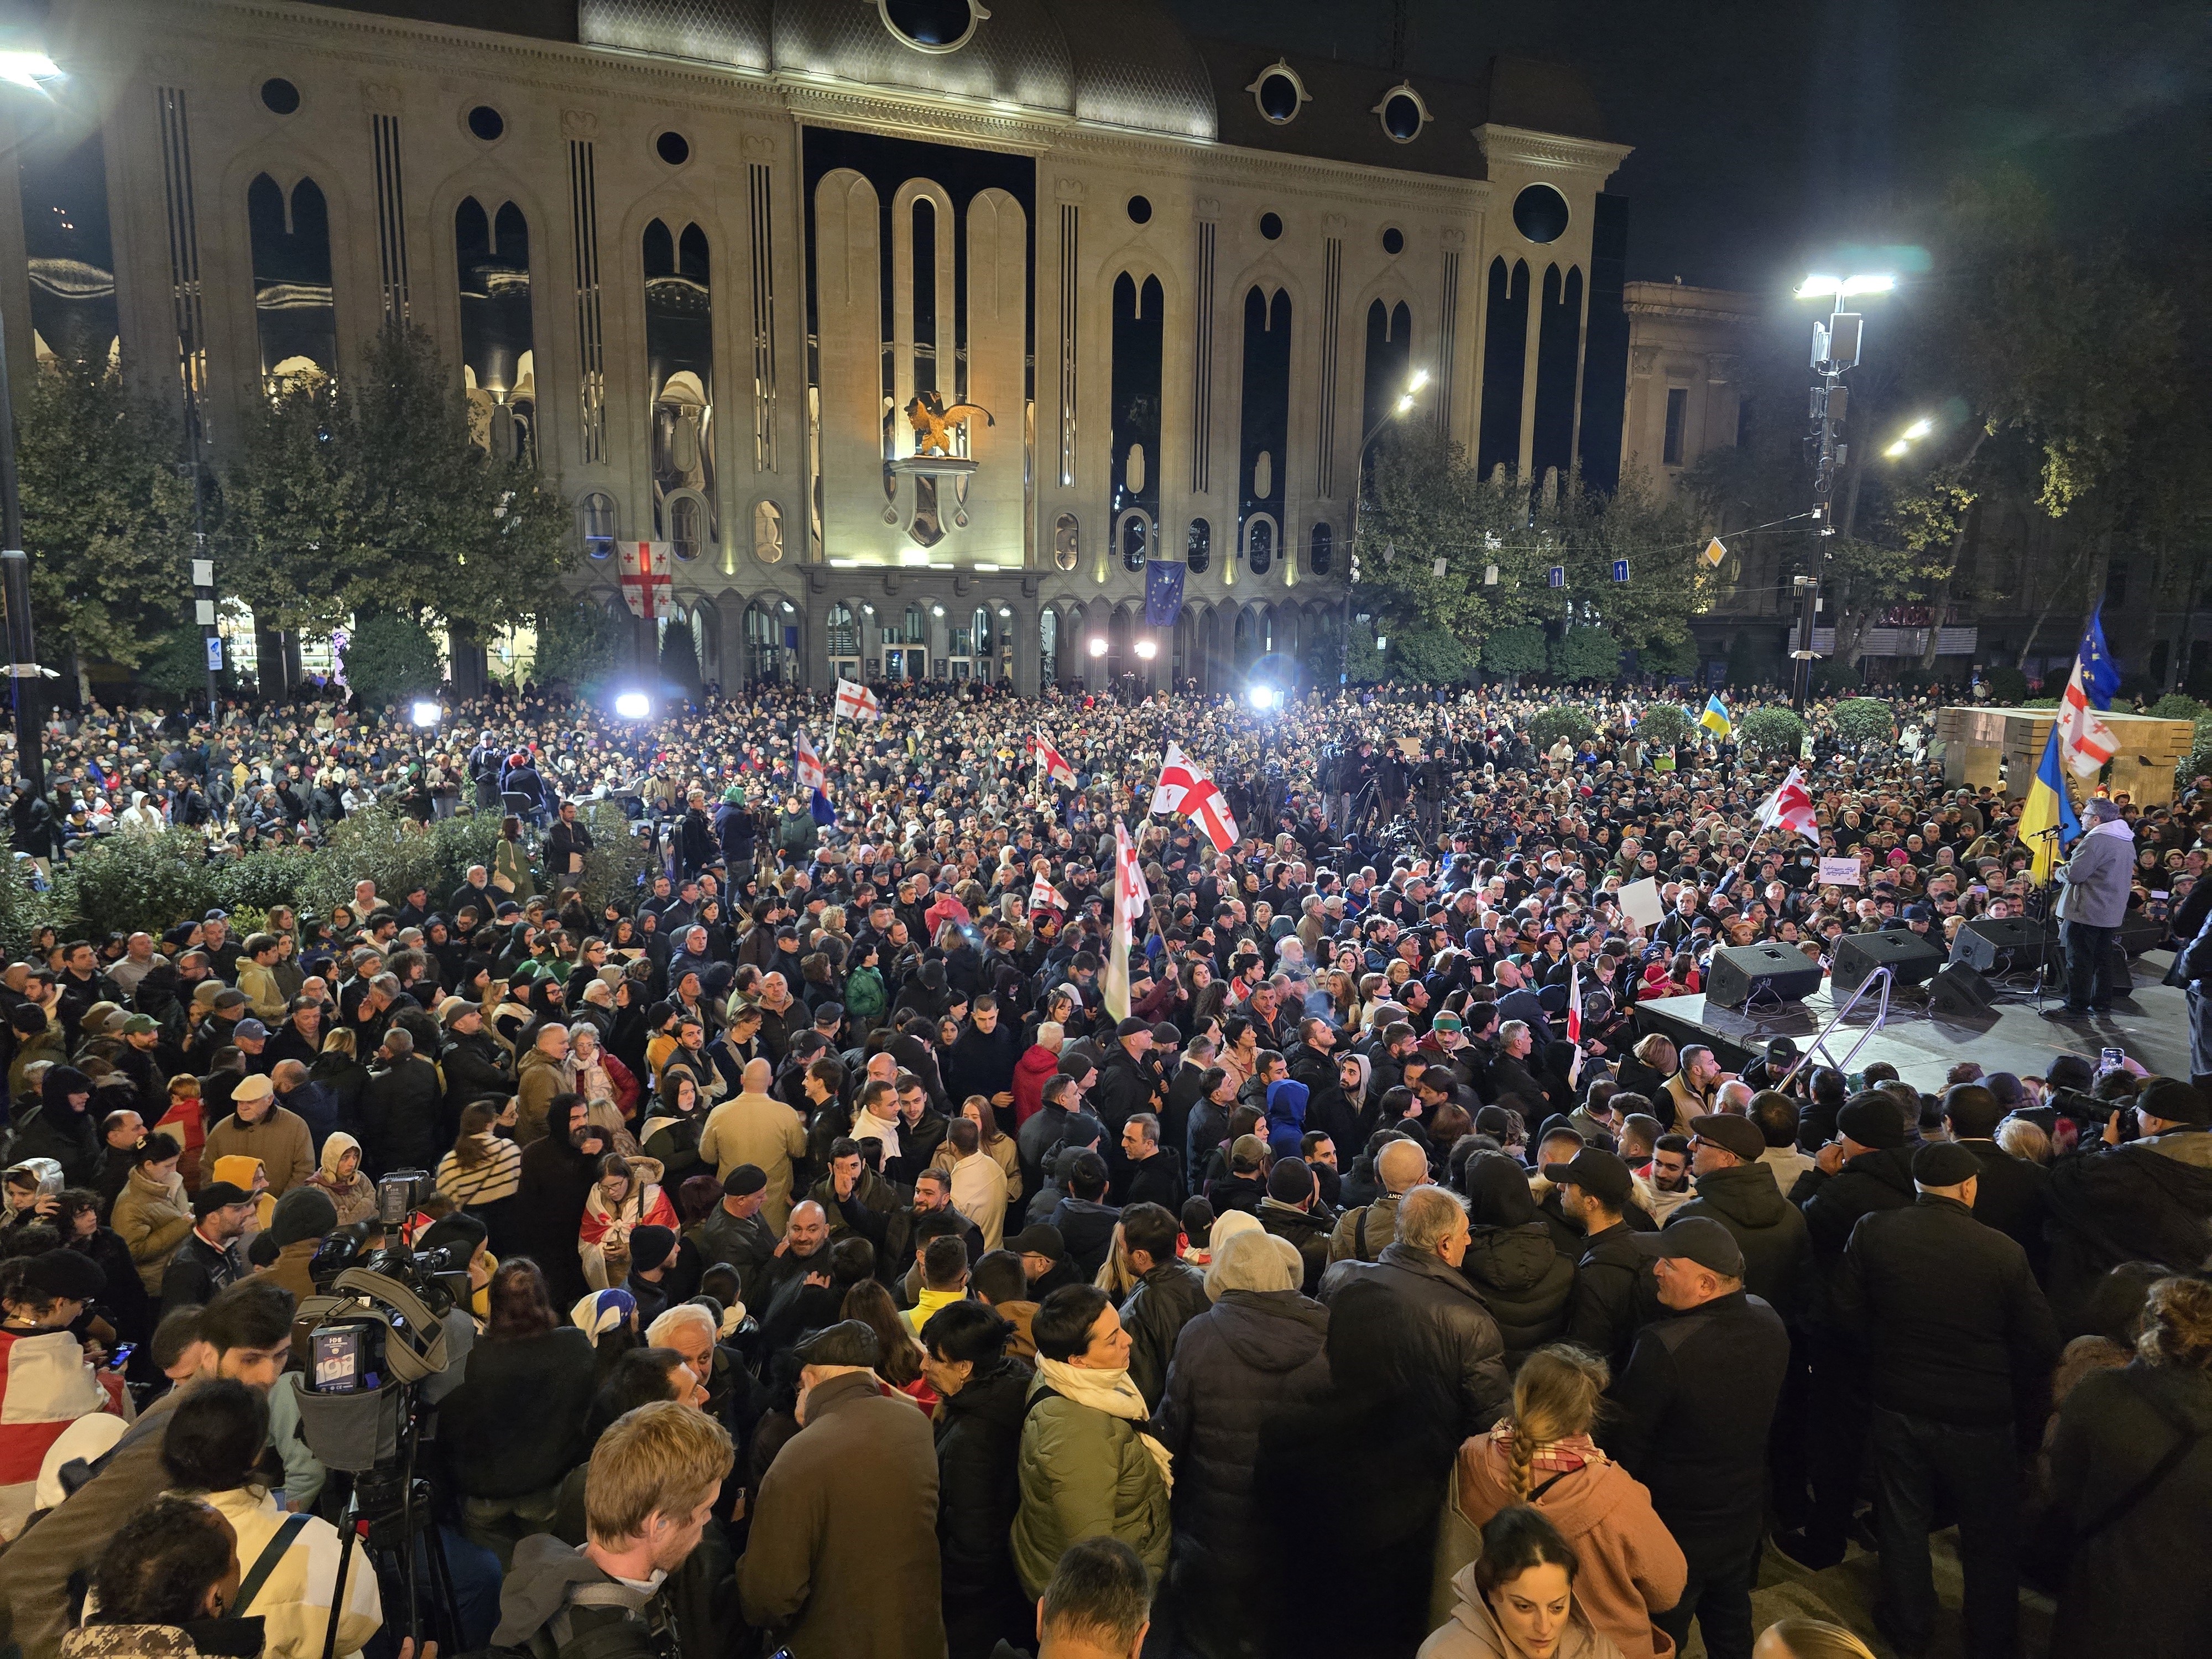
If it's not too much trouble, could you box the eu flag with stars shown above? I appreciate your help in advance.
[1145,560,1186,628]
[2078,614,2120,709]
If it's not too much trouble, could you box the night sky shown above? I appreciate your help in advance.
[1167,0,2210,301]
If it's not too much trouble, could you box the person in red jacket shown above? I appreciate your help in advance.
[1010,1021,1066,1128]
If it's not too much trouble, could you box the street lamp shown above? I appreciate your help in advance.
[614,691,651,719]
[1790,268,1896,712]
[410,700,441,729]
[1347,366,1431,688]
[1883,416,1935,460]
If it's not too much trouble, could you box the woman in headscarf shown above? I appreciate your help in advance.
[305,1130,377,1226]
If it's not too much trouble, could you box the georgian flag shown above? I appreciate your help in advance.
[1115,818,1152,922]
[2057,664,2118,778]
[1566,967,1584,1088]
[1756,767,1820,846]
[834,679,880,721]
[1151,742,1241,853]
[1030,869,1061,914]
[794,731,826,794]
[1031,731,1077,790]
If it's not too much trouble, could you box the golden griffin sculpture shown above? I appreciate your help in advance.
[903,390,995,457]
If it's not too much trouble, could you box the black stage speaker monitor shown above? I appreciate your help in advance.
[1832,928,1945,993]
[1950,915,2048,975]
[1705,942,1826,1010]
[1928,962,1997,1019]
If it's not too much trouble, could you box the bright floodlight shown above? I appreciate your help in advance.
[1407,368,1431,393]
[614,691,651,719]
[1395,394,1415,415]
[1135,638,1157,661]
[0,52,60,87]
[1885,440,1910,458]
[1841,274,1896,297]
[410,700,440,728]
[1248,684,1281,712]
[1903,417,1933,440]
[1087,635,1108,658]
[1797,272,1895,300]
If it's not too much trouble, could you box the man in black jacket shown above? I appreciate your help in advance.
[1118,1114,1186,1213]
[1941,1082,2049,1275]
[1257,1157,1333,1295]
[942,994,1022,1118]
[1835,1142,2058,1659]
[1610,1218,1789,1659]
[1780,1092,1919,1571]
[545,797,594,886]
[1319,1184,1510,1436]
[1117,1201,1210,1409]
[158,1180,256,1316]
[2041,1076,2212,1331]
[439,999,513,1127]
[1545,1147,1657,1372]
[361,1026,444,1176]
[1672,1113,1809,1321]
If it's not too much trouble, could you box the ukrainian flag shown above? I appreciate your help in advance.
[1700,694,1733,737]
[2017,722,2081,884]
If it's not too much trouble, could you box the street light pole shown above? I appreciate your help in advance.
[1793,273,1893,713]
[1345,369,1430,691]
[0,299,43,798]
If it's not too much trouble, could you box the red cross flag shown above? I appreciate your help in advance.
[1103,818,1150,1021]
[1151,742,1241,853]
[834,679,880,722]
[1029,869,1061,914]
[617,541,673,622]
[1566,966,1584,1088]
[1756,767,1820,846]
[1032,731,1077,790]
[2057,662,2118,778]
[795,731,826,794]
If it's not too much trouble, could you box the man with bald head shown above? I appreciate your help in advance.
[700,1052,810,1229]
[1326,1135,1432,1262]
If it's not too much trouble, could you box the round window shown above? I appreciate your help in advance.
[1256,71,1301,122]
[655,130,691,167]
[1259,211,1283,241]
[1381,91,1423,142]
[259,77,300,116]
[1512,183,1571,245]
[1126,195,1152,226]
[466,105,504,142]
[1381,226,1405,257]
[881,0,980,51]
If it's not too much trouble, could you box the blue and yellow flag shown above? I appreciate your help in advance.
[1700,694,1733,737]
[2017,722,2081,884]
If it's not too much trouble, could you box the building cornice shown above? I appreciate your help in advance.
[1472,122,1632,181]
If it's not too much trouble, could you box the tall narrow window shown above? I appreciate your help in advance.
[1476,257,1529,478]
[644,219,717,560]
[1238,286,1291,568]
[456,198,535,463]
[1111,272,1164,573]
[1662,387,1688,466]
[19,125,119,372]
[1309,522,1333,576]
[155,88,207,435]
[1531,264,1583,480]
[247,173,336,381]
[578,492,616,559]
[1187,518,1211,576]
[1360,299,1413,460]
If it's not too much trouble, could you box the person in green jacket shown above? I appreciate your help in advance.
[1011,1284,1172,1600]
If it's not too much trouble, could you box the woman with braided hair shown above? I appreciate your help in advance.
[1455,1345,1686,1659]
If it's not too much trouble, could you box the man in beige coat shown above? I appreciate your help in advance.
[200,1073,314,1196]
[699,1057,808,1230]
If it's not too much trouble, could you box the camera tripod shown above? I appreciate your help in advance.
[319,1405,464,1659]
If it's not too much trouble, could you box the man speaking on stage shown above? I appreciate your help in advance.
[2048,797,2135,1018]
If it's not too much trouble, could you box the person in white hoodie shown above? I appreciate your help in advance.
[1421,1504,1625,1659]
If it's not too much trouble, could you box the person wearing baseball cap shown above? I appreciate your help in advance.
[1537,1146,1652,1373]
[1828,1139,2057,1659]
[1615,1215,1790,1659]
[159,1181,258,1316]
[1667,1114,1809,1314]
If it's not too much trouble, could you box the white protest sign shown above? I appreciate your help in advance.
[1818,857,1862,887]
[1618,877,1665,930]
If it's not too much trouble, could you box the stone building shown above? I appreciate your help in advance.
[6,0,1636,696]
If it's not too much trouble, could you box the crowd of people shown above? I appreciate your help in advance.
[0,673,2202,1659]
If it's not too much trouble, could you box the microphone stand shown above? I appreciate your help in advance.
[2027,826,2067,1011]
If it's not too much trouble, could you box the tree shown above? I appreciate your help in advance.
[1526,707,1594,752]
[1550,626,1622,682]
[1726,629,1785,689]
[139,629,238,700]
[1738,707,1805,760]
[1830,697,1896,748]
[13,359,196,667]
[220,324,576,641]
[1480,627,1548,679]
[659,615,705,700]
[1635,703,1689,752]
[1641,634,1701,681]
[1390,626,1474,685]
[532,599,632,692]
[342,613,444,708]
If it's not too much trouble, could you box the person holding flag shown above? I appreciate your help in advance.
[1150,742,1241,853]
[1101,818,1150,1022]
[793,731,836,828]
[2033,615,2131,1019]
[1700,693,1734,740]
[1031,730,1077,792]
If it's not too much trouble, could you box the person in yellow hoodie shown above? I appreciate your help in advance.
[901,1234,972,1340]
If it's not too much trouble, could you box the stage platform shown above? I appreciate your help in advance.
[1632,952,2191,1091]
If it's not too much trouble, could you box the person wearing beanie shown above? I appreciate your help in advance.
[696,1165,777,1310]
[0,1248,127,1540]
[198,1072,314,1198]
[1257,1155,1333,1295]
[2043,1074,2212,1332]
[259,1184,338,1304]
[623,1222,679,1329]
[1152,1223,1328,1658]
[1832,1135,2057,1659]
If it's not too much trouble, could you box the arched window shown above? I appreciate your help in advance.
[1053,513,1079,572]
[456,197,534,463]
[827,602,857,658]
[1040,609,1058,686]
[577,492,616,559]
[1187,518,1211,576]
[752,499,784,564]
[645,218,717,561]
[744,602,787,685]
[1309,522,1333,576]
[1119,512,1149,573]
[1248,517,1275,577]
[20,127,117,372]
[247,173,336,380]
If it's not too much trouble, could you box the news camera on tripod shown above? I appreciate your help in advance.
[292,1171,478,1659]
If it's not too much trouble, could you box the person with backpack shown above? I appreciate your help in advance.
[492,1401,734,1659]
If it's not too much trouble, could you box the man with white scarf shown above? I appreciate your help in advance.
[2047,797,2135,1019]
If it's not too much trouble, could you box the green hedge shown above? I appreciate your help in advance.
[1527,706,1595,752]
[1738,707,1806,759]
[1635,704,1689,751]
[1830,697,1895,748]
